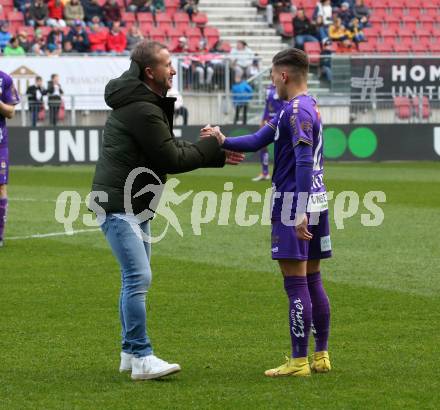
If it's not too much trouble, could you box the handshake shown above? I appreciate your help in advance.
[200,125,244,165]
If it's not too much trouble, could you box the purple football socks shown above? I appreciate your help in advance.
[284,276,312,358]
[307,272,330,352]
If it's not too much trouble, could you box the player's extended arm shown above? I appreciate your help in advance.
[0,101,16,119]
[221,123,275,153]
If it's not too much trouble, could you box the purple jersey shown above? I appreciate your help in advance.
[0,71,20,147]
[269,94,327,220]
[262,85,285,122]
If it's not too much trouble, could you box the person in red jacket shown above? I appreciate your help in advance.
[89,22,108,53]
[47,0,66,27]
[106,20,126,53]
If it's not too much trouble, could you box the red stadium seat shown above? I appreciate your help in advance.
[173,12,190,29]
[376,41,394,53]
[279,12,292,24]
[281,22,293,37]
[258,0,268,7]
[429,42,440,53]
[192,12,208,27]
[167,26,184,39]
[304,42,321,65]
[184,26,201,40]
[204,26,219,49]
[358,40,377,53]
[137,12,154,24]
[155,12,172,26]
[148,26,166,42]
[139,23,154,35]
[394,97,411,120]
[412,96,430,119]
[7,10,24,24]
[121,12,136,25]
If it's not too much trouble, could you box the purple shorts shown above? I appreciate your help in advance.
[271,211,332,261]
[0,147,8,185]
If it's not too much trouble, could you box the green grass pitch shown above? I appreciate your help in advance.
[1,162,439,409]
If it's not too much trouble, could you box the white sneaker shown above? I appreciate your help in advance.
[131,355,181,380]
[252,173,271,182]
[119,351,134,372]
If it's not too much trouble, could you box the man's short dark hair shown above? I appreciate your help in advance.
[36,76,42,81]
[272,48,309,81]
[131,40,168,78]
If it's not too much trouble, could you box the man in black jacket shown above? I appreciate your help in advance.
[26,76,46,127]
[293,8,319,50]
[90,41,243,381]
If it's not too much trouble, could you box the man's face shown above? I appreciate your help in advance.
[147,48,176,93]
[36,78,42,87]
[271,65,288,101]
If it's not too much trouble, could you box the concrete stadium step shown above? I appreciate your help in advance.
[207,16,264,23]
[217,28,276,36]
[201,0,254,6]
[199,7,258,15]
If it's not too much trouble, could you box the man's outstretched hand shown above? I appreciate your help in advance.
[225,150,245,165]
[200,124,226,145]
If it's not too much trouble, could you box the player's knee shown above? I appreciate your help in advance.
[0,184,7,198]
[307,259,321,274]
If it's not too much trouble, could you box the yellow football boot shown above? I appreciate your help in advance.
[311,351,331,373]
[264,356,311,377]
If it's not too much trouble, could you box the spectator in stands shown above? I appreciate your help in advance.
[15,0,32,24]
[293,8,319,50]
[28,0,49,27]
[314,0,333,27]
[89,21,108,52]
[320,38,333,82]
[173,36,189,53]
[103,0,122,27]
[64,0,85,26]
[82,0,104,24]
[152,0,165,13]
[312,15,328,41]
[127,0,152,13]
[266,0,293,27]
[353,0,370,27]
[31,33,47,54]
[248,57,260,78]
[232,76,253,125]
[0,23,12,52]
[67,20,90,52]
[17,29,32,52]
[167,89,188,125]
[338,2,353,27]
[329,16,352,47]
[106,20,126,53]
[47,0,66,27]
[230,40,254,82]
[47,74,64,126]
[62,39,74,53]
[47,24,65,52]
[180,0,198,19]
[348,17,364,44]
[126,25,144,51]
[26,76,46,127]
[3,37,26,56]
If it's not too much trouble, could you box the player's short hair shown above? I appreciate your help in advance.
[131,40,168,79]
[272,48,309,82]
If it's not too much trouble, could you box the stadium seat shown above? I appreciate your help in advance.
[137,12,154,24]
[304,42,321,65]
[258,0,269,7]
[394,96,411,119]
[184,26,201,41]
[281,22,293,37]
[121,12,136,25]
[358,40,377,53]
[402,15,417,31]
[155,12,172,26]
[376,42,394,53]
[204,26,219,49]
[167,26,184,39]
[192,13,208,27]
[412,96,430,119]
[279,12,292,24]
[173,12,190,29]
[148,26,166,42]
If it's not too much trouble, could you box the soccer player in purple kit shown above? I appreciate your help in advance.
[0,71,19,248]
[252,84,286,182]
[202,48,331,377]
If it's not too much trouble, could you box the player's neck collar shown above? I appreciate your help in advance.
[288,90,308,103]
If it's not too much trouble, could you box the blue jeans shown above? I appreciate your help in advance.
[101,213,153,357]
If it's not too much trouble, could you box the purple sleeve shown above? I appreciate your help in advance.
[222,118,276,152]
[295,142,313,212]
[2,75,20,106]
[288,106,314,147]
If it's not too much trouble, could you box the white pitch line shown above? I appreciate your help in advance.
[9,197,82,204]
[8,228,100,240]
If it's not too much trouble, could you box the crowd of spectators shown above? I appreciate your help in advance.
[0,0,215,55]
[291,0,371,51]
